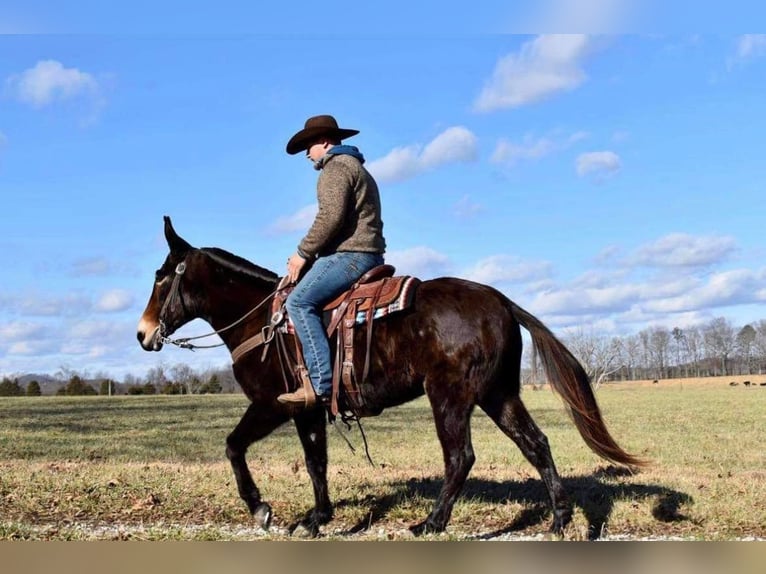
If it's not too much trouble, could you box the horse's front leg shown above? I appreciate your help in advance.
[291,408,332,537]
[225,402,288,529]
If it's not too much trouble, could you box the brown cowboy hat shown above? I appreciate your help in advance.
[286,114,360,155]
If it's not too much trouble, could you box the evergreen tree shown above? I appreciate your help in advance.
[59,375,97,396]
[0,377,23,396]
[200,374,222,394]
[26,380,42,396]
[160,381,185,395]
[143,382,157,395]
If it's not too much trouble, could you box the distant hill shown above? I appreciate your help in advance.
[17,373,63,395]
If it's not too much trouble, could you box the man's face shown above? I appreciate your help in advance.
[306,138,329,162]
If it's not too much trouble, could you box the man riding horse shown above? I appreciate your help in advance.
[278,115,386,410]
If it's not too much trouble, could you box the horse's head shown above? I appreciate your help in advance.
[137,216,197,352]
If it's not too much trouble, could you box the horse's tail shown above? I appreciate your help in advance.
[510,302,646,468]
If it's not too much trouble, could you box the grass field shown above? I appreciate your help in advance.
[0,377,763,540]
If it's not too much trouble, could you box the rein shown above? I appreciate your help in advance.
[158,257,285,352]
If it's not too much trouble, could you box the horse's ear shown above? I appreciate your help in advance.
[163,216,193,254]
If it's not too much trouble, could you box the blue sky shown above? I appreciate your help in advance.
[2,29,766,380]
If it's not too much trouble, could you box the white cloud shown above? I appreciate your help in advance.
[575,150,621,179]
[630,233,737,268]
[16,292,91,316]
[367,126,478,183]
[419,127,478,166]
[71,257,111,277]
[531,282,643,316]
[462,255,553,286]
[491,136,554,166]
[514,235,762,331]
[528,0,637,32]
[473,34,593,112]
[7,340,56,356]
[4,288,136,316]
[94,289,134,312]
[570,268,629,289]
[268,203,317,234]
[491,130,588,166]
[737,34,766,59]
[66,320,129,344]
[568,131,590,144]
[7,60,99,108]
[367,146,421,182]
[593,244,622,266]
[385,246,451,278]
[612,130,630,143]
[528,272,718,319]
[0,322,46,342]
[453,195,484,220]
[642,270,766,314]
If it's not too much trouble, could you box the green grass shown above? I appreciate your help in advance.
[0,384,763,540]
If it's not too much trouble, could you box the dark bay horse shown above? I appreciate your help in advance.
[137,217,643,536]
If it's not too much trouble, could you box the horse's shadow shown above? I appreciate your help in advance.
[332,467,693,540]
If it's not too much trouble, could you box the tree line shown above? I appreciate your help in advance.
[0,363,239,397]
[550,316,766,386]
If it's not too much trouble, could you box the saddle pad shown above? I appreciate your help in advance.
[279,276,419,334]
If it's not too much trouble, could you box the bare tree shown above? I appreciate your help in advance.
[169,363,201,394]
[736,324,757,375]
[648,326,671,379]
[638,329,651,379]
[684,326,704,377]
[621,334,642,381]
[123,372,141,387]
[703,317,736,376]
[563,328,623,388]
[145,364,169,390]
[217,368,239,394]
[754,320,766,374]
[636,327,670,379]
[671,327,687,377]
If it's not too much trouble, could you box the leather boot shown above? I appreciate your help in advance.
[277,386,317,409]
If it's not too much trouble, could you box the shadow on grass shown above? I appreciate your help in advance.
[333,467,693,540]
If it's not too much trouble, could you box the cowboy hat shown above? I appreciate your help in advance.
[286,114,360,155]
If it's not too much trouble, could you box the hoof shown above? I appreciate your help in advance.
[252,502,272,530]
[291,522,319,539]
[541,531,564,541]
[409,519,443,536]
[550,507,573,537]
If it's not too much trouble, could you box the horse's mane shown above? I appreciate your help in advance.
[200,247,279,285]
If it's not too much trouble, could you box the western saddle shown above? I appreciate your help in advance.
[231,264,420,417]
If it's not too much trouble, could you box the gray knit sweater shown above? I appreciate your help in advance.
[297,153,386,258]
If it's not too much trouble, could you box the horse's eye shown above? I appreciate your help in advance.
[154,270,163,282]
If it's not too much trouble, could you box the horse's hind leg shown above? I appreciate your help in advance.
[480,395,573,534]
[225,403,286,528]
[412,394,475,535]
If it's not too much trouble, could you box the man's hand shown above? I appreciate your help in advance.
[286,252,307,284]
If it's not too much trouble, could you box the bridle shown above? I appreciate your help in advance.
[157,255,286,352]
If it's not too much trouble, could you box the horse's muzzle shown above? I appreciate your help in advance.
[137,325,164,352]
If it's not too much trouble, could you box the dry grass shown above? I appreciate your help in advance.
[0,380,763,540]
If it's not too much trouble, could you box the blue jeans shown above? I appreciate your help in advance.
[286,251,384,397]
